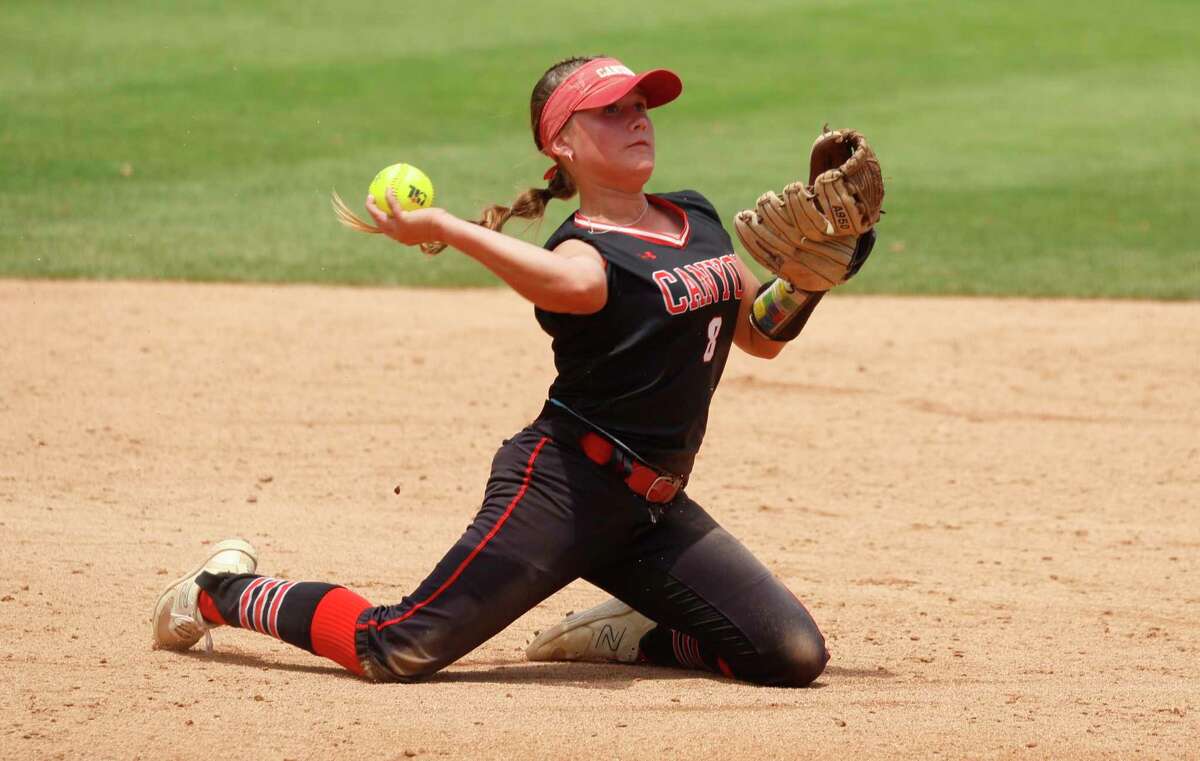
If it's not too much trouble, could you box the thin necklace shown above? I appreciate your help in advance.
[582,198,650,233]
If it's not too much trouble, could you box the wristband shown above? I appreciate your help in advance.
[749,278,825,342]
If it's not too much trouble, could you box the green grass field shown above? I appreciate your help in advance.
[2,1,1198,297]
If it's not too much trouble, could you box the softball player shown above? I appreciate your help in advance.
[152,56,834,687]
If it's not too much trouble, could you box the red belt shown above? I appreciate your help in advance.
[579,432,684,504]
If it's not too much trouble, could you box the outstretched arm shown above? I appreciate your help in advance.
[367,190,607,315]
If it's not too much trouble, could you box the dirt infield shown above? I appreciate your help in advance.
[2,280,1197,760]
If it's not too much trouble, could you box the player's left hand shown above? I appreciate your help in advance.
[733,126,884,291]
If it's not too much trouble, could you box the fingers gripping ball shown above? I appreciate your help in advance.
[330,163,442,255]
[369,163,435,215]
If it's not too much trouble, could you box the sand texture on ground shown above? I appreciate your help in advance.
[2,280,1197,760]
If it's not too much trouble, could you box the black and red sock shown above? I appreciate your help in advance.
[195,572,370,675]
[638,626,736,679]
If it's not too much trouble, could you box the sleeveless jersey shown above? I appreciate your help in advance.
[535,190,744,475]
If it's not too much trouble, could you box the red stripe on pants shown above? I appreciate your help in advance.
[360,436,550,633]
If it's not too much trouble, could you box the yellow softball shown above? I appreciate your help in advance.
[369,163,435,215]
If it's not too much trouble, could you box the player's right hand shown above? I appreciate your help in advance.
[365,188,446,248]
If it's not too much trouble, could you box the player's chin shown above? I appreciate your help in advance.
[626,142,654,162]
[594,151,654,190]
[619,154,655,186]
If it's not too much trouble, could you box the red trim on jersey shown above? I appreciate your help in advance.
[360,436,551,633]
[573,195,690,248]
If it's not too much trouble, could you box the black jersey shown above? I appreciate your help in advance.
[535,190,744,475]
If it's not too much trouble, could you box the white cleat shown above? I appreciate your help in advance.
[151,538,258,652]
[526,598,657,664]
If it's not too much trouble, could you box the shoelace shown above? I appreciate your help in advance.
[170,608,214,654]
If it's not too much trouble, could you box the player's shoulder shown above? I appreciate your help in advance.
[543,209,586,251]
[655,189,723,226]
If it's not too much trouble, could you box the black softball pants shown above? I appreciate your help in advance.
[355,426,828,686]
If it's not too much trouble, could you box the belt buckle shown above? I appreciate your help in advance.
[645,474,682,504]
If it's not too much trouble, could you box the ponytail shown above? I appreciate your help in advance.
[425,55,597,253]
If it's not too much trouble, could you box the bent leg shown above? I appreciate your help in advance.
[197,431,617,681]
[356,431,622,681]
[584,497,828,687]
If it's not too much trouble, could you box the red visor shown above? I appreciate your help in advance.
[538,57,682,179]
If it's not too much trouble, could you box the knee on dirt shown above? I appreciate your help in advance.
[361,647,455,683]
[738,621,829,688]
[355,626,462,683]
[776,627,829,687]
